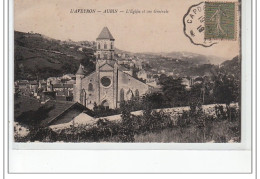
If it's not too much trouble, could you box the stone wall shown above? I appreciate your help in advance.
[117,70,150,102]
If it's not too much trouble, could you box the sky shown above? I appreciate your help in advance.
[14,0,240,59]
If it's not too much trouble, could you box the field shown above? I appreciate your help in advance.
[134,120,240,143]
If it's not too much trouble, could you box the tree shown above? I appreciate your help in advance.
[120,101,132,125]
[142,92,166,109]
[213,74,239,121]
[213,74,237,106]
[158,76,188,106]
[80,56,95,75]
[80,48,96,75]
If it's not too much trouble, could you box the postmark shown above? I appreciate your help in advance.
[183,2,217,47]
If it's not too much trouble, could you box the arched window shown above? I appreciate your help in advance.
[104,43,107,49]
[88,83,93,91]
[126,89,133,100]
[135,89,139,98]
[101,100,109,110]
[98,43,100,49]
[120,89,124,102]
[81,89,86,106]
[111,42,113,49]
[104,53,107,59]
[97,54,100,59]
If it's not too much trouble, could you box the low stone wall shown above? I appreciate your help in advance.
[50,103,239,131]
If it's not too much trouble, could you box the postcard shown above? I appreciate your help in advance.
[12,0,246,146]
[5,0,256,175]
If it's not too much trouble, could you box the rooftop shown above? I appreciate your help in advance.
[76,64,85,75]
[96,27,115,40]
[40,101,92,126]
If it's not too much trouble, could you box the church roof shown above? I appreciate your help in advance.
[118,65,129,71]
[76,64,84,75]
[96,27,115,40]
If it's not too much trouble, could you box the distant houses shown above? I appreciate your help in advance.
[15,73,76,103]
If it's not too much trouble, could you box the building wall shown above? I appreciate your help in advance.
[98,70,116,109]
[81,62,118,109]
[81,72,98,109]
[75,65,151,109]
[96,39,114,60]
[117,70,150,104]
[74,74,84,103]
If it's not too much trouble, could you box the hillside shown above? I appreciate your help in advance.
[220,56,241,78]
[134,51,226,65]
[14,31,95,80]
[14,31,235,80]
[141,57,220,77]
[161,51,227,65]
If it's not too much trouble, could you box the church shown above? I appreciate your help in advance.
[73,27,152,109]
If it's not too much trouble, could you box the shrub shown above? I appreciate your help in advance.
[214,105,240,121]
[176,110,191,128]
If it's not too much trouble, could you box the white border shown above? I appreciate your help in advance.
[5,0,255,174]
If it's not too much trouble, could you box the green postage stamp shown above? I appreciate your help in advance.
[205,2,236,40]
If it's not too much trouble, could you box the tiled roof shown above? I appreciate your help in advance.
[96,27,115,40]
[55,95,67,101]
[18,82,29,86]
[63,74,75,77]
[76,64,85,75]
[118,65,129,71]
[64,84,74,88]
[53,84,63,88]
[29,81,38,85]
[66,80,76,84]
[40,101,90,126]
[53,83,74,88]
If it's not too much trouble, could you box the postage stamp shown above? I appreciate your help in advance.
[205,2,236,40]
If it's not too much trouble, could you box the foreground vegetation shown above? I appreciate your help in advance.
[15,101,240,143]
[134,120,240,143]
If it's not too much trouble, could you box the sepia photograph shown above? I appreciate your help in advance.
[13,0,241,143]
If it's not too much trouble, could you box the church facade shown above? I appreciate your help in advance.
[73,27,152,109]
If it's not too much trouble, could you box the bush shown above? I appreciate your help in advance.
[214,105,240,121]
[176,111,191,128]
[15,101,240,143]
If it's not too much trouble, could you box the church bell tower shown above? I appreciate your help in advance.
[95,27,118,109]
[95,27,115,61]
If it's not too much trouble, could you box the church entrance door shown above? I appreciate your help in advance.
[101,100,109,110]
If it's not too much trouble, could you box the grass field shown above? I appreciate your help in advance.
[134,119,240,143]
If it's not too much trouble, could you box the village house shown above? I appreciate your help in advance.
[181,77,192,90]
[29,80,38,92]
[61,74,76,81]
[137,69,148,81]
[38,80,47,91]
[16,80,29,90]
[39,101,94,127]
